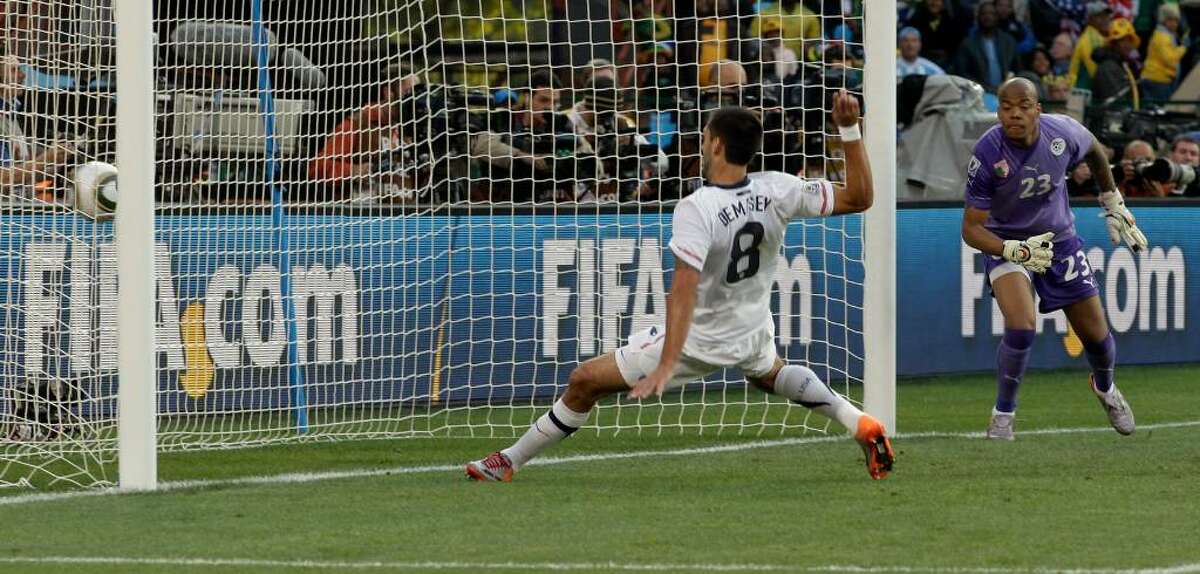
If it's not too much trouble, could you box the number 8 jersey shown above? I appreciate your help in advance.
[668,172,835,363]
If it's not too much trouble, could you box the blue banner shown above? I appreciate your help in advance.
[0,212,863,415]
[5,204,1186,419]
[900,206,1195,375]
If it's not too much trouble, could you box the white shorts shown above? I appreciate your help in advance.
[614,325,779,389]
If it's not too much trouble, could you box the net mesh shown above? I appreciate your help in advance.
[2,0,867,488]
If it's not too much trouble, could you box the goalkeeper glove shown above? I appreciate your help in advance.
[1099,190,1149,252]
[1002,231,1055,274]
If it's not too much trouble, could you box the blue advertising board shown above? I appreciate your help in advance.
[900,206,1195,375]
[0,212,863,415]
[2,204,1191,419]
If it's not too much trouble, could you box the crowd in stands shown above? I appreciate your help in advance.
[898,0,1197,108]
[0,0,1197,204]
[897,0,1200,197]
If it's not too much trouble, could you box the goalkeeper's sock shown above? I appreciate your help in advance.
[501,399,589,470]
[1083,332,1116,393]
[773,365,862,431]
[995,328,1035,413]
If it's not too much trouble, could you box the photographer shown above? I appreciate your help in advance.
[470,70,583,203]
[567,76,668,202]
[1146,135,1200,197]
[0,54,78,198]
[308,65,421,201]
[1112,139,1166,197]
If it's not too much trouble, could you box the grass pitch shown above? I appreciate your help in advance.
[1,364,1198,574]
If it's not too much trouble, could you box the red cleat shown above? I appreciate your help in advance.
[853,415,895,480]
[465,451,514,482]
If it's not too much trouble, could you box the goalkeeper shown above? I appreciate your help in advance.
[961,78,1144,441]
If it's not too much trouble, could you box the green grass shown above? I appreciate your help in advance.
[2,364,1199,573]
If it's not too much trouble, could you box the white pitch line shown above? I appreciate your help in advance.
[2,420,1198,508]
[0,556,1197,574]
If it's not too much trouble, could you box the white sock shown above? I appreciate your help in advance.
[772,365,863,432]
[501,399,590,470]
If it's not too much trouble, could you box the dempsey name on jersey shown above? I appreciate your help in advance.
[716,195,773,228]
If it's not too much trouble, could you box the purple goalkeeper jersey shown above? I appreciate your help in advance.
[964,114,1094,242]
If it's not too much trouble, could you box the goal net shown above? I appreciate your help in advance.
[1,0,890,489]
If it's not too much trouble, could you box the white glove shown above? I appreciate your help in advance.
[1002,231,1055,274]
[1099,191,1149,251]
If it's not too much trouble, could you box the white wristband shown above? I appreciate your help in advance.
[838,124,862,142]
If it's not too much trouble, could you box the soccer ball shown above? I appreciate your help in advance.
[73,161,119,219]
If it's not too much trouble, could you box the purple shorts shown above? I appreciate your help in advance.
[984,235,1100,313]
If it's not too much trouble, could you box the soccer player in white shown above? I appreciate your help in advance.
[466,93,894,482]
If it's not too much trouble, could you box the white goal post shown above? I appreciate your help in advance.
[1,0,896,491]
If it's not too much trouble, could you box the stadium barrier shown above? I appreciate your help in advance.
[901,203,1195,375]
[3,208,862,414]
[3,202,1191,417]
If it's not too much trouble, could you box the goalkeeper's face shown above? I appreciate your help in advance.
[997,83,1041,144]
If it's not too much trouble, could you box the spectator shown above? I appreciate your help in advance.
[1163,134,1200,196]
[1132,0,1165,45]
[0,54,75,193]
[636,42,676,91]
[1068,1,1113,89]
[952,1,1022,93]
[1116,139,1164,197]
[308,67,420,195]
[472,70,578,202]
[1020,45,1071,100]
[695,0,732,86]
[575,58,618,94]
[759,19,800,82]
[749,0,822,62]
[1140,3,1188,102]
[1049,32,1074,75]
[632,0,673,52]
[1067,161,1101,197]
[567,76,668,202]
[906,0,965,68]
[706,58,747,90]
[896,27,946,78]
[1092,18,1143,109]
[1028,0,1085,42]
[995,0,1037,54]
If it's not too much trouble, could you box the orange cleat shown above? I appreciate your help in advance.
[465,451,514,482]
[853,415,895,480]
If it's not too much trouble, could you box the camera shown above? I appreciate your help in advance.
[1141,158,1197,188]
[1110,158,1155,184]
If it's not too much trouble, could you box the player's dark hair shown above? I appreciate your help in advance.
[706,107,762,166]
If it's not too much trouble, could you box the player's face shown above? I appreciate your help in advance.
[997,93,1040,143]
[701,126,724,179]
[701,127,713,179]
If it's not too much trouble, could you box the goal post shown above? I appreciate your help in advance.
[863,0,898,433]
[1,0,897,490]
[115,0,158,491]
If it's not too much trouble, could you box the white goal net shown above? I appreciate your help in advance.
[1,0,887,489]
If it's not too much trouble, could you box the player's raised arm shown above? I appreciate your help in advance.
[1082,136,1149,251]
[830,90,874,215]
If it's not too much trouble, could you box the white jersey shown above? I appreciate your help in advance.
[668,171,835,363]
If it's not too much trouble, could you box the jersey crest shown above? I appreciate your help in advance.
[1050,138,1066,156]
[992,159,1010,179]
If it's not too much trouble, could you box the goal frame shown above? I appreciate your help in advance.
[113,0,899,491]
